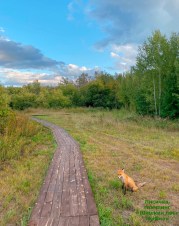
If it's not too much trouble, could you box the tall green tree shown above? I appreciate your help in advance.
[76,73,90,88]
[135,30,179,117]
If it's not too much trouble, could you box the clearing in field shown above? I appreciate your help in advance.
[29,108,179,226]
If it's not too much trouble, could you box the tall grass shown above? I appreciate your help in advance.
[34,108,179,226]
[0,110,55,225]
[0,110,41,161]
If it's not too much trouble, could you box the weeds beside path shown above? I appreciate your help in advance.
[0,113,55,225]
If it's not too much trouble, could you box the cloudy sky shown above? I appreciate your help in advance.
[0,0,178,86]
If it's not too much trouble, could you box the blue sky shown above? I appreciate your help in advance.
[0,0,178,86]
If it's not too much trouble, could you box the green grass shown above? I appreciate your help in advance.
[28,108,179,226]
[0,112,56,225]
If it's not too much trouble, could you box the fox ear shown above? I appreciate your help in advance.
[122,168,124,172]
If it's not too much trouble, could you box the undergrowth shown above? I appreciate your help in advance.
[0,111,55,225]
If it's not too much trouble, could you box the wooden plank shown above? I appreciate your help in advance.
[37,217,53,226]
[50,149,64,218]
[52,217,60,226]
[29,196,44,222]
[69,148,79,216]
[45,192,54,203]
[69,216,80,226]
[58,217,69,226]
[60,145,71,216]
[41,202,52,217]
[90,215,100,226]
[29,119,99,226]
[79,216,89,226]
[40,150,61,217]
[79,154,98,215]
[74,149,87,215]
[29,157,55,221]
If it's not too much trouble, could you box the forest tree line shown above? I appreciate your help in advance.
[0,31,179,118]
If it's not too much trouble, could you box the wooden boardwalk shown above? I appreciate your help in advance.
[29,118,99,226]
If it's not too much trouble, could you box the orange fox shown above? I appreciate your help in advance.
[117,169,146,194]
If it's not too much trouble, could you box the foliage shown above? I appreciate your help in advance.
[0,31,178,118]
[135,30,179,117]
[10,92,37,110]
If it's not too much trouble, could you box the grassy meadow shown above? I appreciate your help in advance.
[0,112,56,225]
[27,108,179,226]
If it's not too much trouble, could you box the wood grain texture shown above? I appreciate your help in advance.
[28,118,99,226]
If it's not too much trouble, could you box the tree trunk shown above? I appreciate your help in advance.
[158,69,161,116]
[153,75,157,115]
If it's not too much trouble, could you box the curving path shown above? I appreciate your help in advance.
[28,118,99,226]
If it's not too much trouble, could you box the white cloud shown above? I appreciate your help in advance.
[59,63,100,80]
[110,43,138,71]
[0,35,101,85]
[0,36,60,69]
[83,0,179,72]
[68,64,79,70]
[36,76,63,86]
[0,63,101,86]
[0,27,5,33]
[86,0,179,49]
[67,63,88,73]
[0,36,102,86]
[0,68,63,86]
[110,52,119,58]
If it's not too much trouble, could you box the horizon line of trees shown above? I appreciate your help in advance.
[0,30,179,118]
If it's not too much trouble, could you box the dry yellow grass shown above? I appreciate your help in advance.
[29,108,179,226]
[0,113,55,225]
